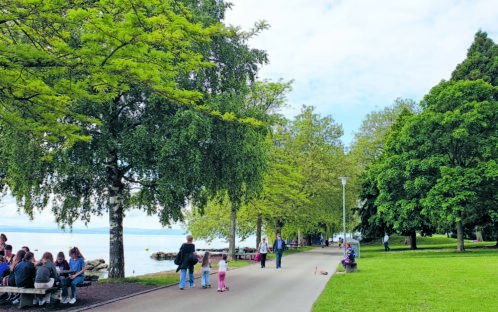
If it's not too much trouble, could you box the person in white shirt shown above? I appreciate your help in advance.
[217,254,228,292]
[257,237,272,268]
[383,233,391,251]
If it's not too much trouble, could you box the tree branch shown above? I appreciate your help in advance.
[101,42,130,67]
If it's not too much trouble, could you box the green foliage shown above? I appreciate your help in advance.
[350,98,419,169]
[185,193,256,241]
[0,0,218,145]
[451,31,498,86]
[356,103,422,242]
[1,0,272,277]
[358,32,498,249]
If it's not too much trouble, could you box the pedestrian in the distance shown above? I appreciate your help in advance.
[217,254,228,292]
[257,237,271,268]
[272,233,286,269]
[201,252,211,289]
[383,233,391,251]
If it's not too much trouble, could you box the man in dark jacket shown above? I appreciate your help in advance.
[272,234,286,269]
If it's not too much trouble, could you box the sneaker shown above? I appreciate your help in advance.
[39,299,46,306]
[33,297,39,305]
[68,297,76,304]
[61,297,70,304]
[217,289,222,292]
[12,298,20,305]
[208,284,211,288]
[189,284,195,288]
[179,287,184,290]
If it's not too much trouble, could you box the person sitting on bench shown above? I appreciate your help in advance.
[341,243,356,269]
[35,252,61,306]
[61,247,86,305]
[11,252,36,304]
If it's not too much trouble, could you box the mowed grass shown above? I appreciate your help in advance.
[100,276,180,286]
[313,235,498,312]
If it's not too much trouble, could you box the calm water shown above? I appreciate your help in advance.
[3,232,253,277]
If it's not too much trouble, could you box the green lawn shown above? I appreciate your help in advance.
[313,236,498,312]
[99,276,180,286]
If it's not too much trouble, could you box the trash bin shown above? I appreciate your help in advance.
[346,239,360,258]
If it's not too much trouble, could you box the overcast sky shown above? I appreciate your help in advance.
[225,0,498,144]
[2,0,498,230]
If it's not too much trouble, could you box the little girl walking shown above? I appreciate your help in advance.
[201,252,211,289]
[217,254,228,292]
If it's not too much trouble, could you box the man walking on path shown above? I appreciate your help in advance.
[272,233,286,269]
[383,233,391,251]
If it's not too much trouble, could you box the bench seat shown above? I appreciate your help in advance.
[77,281,92,287]
[0,286,59,308]
[0,286,58,294]
[345,262,358,273]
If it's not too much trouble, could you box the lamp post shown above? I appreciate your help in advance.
[339,177,349,243]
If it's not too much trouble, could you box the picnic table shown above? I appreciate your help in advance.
[234,253,257,260]
[57,269,75,277]
[0,275,99,308]
[287,243,300,250]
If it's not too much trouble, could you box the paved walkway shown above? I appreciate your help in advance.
[87,247,343,312]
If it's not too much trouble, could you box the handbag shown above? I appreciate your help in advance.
[187,252,199,266]
[254,253,261,262]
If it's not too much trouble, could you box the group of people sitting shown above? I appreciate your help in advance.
[0,233,86,306]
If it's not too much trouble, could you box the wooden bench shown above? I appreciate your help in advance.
[0,286,58,308]
[345,262,358,273]
[234,253,257,260]
[77,281,93,287]
[0,278,96,308]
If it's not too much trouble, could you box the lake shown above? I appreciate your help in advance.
[2,231,254,277]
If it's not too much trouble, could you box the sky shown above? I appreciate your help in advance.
[2,0,498,231]
[224,0,498,144]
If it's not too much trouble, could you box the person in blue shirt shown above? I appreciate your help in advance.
[272,233,287,269]
[0,255,10,278]
[61,247,86,305]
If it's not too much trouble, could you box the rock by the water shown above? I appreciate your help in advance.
[86,259,109,272]
[150,251,177,260]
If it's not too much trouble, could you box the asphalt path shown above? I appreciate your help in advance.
[85,247,343,312]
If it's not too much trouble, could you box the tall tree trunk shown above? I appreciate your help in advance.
[475,226,483,242]
[276,219,284,236]
[410,231,417,250]
[256,213,262,249]
[404,236,410,245]
[456,218,465,252]
[107,153,125,278]
[229,202,237,260]
[298,229,302,247]
[495,223,498,246]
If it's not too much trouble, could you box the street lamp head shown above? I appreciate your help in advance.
[338,177,349,186]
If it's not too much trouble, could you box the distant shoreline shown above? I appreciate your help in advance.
[1,225,185,236]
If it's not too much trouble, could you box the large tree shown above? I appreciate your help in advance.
[418,79,498,251]
[373,109,436,249]
[281,105,348,240]
[2,0,270,278]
